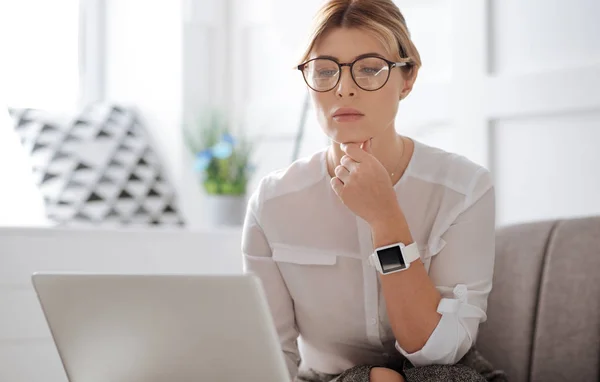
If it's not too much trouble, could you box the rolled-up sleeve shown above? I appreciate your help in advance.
[242,189,301,379]
[396,172,495,366]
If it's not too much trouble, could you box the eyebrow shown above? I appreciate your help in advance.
[315,52,386,62]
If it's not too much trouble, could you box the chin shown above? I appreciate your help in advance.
[327,127,371,145]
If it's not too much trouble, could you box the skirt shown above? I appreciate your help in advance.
[296,347,508,382]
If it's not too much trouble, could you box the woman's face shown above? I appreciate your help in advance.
[308,27,414,145]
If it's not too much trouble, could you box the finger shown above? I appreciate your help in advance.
[334,165,351,184]
[340,155,358,171]
[340,143,368,162]
[330,177,343,195]
[360,138,373,154]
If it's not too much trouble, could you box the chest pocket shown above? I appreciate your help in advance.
[271,244,340,301]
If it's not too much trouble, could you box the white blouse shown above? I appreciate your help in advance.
[242,139,495,379]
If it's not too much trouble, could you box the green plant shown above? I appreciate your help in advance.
[183,109,254,196]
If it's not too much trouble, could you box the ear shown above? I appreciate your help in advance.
[399,66,419,100]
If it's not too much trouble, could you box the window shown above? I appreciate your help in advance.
[1,0,81,112]
[0,0,84,226]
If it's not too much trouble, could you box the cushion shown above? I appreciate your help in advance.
[8,104,185,227]
[530,217,600,382]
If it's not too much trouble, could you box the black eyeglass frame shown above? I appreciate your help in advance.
[296,55,410,92]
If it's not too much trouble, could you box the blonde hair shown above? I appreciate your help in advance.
[298,0,421,73]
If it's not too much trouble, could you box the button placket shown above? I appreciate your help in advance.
[357,216,382,347]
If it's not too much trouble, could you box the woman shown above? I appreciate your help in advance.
[242,1,507,381]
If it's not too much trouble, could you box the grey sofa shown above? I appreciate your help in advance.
[477,216,600,382]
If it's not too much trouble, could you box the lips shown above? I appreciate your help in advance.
[332,107,364,118]
[332,107,364,122]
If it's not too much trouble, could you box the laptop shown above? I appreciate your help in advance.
[32,273,290,382]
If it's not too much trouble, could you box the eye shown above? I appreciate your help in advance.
[358,67,381,75]
[316,69,338,78]
[354,57,388,77]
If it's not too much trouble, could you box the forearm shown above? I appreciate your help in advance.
[371,208,442,354]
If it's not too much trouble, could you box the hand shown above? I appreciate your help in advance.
[330,139,402,226]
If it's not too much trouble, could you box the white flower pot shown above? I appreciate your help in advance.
[204,194,247,226]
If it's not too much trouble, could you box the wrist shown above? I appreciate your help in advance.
[369,204,403,229]
[370,208,413,248]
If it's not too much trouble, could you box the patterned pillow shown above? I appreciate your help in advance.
[8,104,185,227]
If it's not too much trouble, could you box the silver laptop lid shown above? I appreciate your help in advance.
[32,273,289,382]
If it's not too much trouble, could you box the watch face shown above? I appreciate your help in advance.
[378,246,406,273]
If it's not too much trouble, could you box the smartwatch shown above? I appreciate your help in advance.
[369,242,420,275]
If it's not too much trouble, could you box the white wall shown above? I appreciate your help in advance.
[487,0,600,225]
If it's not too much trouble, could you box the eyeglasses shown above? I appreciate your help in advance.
[297,55,409,92]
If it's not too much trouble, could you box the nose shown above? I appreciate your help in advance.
[335,66,356,98]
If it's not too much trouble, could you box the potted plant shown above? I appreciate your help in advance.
[184,109,255,226]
